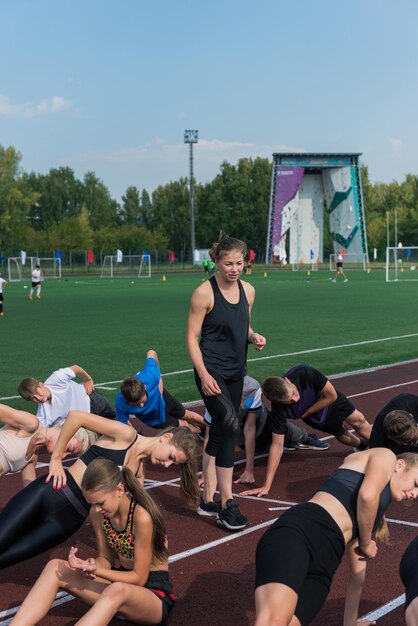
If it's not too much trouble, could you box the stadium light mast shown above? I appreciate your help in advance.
[184,130,198,262]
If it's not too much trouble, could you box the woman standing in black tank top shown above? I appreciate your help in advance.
[187,235,266,531]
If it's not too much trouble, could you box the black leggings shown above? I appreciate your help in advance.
[0,473,86,570]
[194,369,243,468]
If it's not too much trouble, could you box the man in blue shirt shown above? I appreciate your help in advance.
[115,350,204,432]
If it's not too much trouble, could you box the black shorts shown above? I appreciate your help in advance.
[256,502,345,626]
[309,392,355,437]
[145,571,175,625]
[0,293,3,302]
[31,281,41,287]
[400,536,418,609]
[150,389,185,429]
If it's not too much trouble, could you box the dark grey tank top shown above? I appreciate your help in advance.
[199,276,249,379]
[318,468,392,541]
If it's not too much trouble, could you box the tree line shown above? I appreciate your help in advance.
[1,143,417,262]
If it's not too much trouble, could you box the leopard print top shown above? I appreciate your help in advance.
[103,498,137,559]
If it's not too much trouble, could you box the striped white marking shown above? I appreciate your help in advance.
[360,594,405,621]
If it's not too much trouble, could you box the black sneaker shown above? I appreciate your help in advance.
[217,499,250,531]
[197,494,221,517]
[297,434,330,450]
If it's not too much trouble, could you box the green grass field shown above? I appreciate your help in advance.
[2,268,418,410]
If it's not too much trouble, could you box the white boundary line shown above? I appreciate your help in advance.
[2,344,418,402]
[1,359,417,623]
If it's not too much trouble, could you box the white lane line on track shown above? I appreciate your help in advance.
[3,346,418,403]
[0,519,278,623]
[0,491,413,623]
[360,593,405,621]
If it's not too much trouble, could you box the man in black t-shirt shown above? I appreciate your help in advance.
[369,393,418,454]
[241,364,372,498]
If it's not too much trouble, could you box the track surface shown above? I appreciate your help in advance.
[1,361,418,625]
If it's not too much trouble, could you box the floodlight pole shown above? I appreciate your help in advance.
[184,130,198,262]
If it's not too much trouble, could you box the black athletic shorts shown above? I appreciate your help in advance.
[309,392,356,437]
[256,502,345,625]
[150,389,185,429]
[400,536,418,609]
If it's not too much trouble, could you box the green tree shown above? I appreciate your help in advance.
[151,179,190,252]
[82,172,119,229]
[121,186,141,224]
[48,207,93,251]
[0,145,40,252]
[25,167,84,230]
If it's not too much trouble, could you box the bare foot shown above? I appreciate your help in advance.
[234,471,255,484]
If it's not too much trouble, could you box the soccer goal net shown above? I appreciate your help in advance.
[329,253,367,271]
[7,256,37,281]
[100,254,151,278]
[386,247,418,282]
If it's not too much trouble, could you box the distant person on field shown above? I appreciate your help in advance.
[18,365,116,427]
[369,393,418,454]
[29,263,42,300]
[0,271,7,316]
[116,350,204,433]
[203,259,209,275]
[332,253,348,283]
[242,365,371,498]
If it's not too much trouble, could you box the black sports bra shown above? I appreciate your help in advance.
[79,433,138,466]
[317,468,392,541]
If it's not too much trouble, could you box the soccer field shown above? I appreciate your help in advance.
[2,268,418,409]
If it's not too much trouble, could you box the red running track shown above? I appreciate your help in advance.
[1,360,418,626]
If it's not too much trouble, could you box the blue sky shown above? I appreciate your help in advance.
[1,0,418,201]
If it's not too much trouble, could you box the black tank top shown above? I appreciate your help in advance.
[318,468,392,541]
[199,276,249,379]
[79,433,138,466]
[61,434,139,517]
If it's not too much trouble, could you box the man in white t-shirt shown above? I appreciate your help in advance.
[18,365,115,427]
[29,264,42,300]
[0,272,7,317]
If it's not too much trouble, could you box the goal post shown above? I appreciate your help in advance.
[386,246,418,282]
[329,253,366,271]
[7,256,37,281]
[101,254,152,278]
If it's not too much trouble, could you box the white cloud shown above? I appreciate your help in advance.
[67,137,307,199]
[389,137,404,154]
[0,93,71,118]
[76,138,305,169]
[0,94,21,117]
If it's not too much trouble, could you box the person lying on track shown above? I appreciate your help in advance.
[0,411,198,570]
[0,403,95,488]
[255,449,418,626]
[10,458,175,626]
